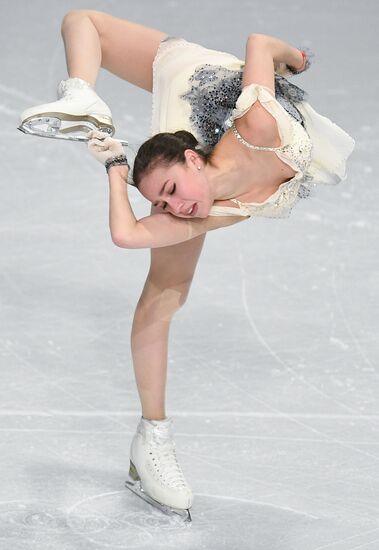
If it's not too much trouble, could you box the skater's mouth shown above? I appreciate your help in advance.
[186,203,197,216]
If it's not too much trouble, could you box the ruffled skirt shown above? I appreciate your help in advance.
[297,101,355,185]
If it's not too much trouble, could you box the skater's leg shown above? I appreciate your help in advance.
[61,10,167,90]
[19,11,167,139]
[61,11,102,86]
[131,227,206,421]
[128,230,205,515]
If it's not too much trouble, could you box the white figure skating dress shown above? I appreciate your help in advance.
[152,36,355,219]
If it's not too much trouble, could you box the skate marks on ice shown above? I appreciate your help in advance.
[67,491,191,548]
[0,491,326,550]
[0,495,189,550]
[0,83,43,113]
[234,247,379,460]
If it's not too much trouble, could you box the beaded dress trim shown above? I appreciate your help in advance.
[231,122,283,152]
[180,67,307,149]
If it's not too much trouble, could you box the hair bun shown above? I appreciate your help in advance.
[173,130,199,149]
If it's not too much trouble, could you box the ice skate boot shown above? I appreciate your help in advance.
[18,77,127,146]
[125,417,193,522]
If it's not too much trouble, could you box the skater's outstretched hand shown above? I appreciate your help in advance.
[87,130,125,165]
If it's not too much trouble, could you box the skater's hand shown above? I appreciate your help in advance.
[275,48,313,77]
[87,130,125,164]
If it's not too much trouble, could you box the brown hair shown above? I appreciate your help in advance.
[131,130,213,187]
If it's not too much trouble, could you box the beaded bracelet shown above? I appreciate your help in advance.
[105,154,130,174]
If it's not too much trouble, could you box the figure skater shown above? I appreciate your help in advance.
[19,10,355,521]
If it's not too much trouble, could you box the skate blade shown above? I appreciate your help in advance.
[18,116,128,147]
[125,477,192,523]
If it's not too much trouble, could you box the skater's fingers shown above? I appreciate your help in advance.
[88,138,109,150]
[88,133,125,166]
[90,136,115,149]
[88,132,116,149]
[100,136,114,148]
[87,130,107,140]
[91,138,108,146]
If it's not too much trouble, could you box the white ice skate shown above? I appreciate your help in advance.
[125,417,193,522]
[18,77,128,146]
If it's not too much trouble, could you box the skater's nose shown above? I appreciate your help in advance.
[169,197,187,215]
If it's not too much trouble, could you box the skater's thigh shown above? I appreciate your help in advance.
[88,11,167,91]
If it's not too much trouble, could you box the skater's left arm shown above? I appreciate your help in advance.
[108,166,245,249]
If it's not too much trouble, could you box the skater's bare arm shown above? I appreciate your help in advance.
[243,34,304,91]
[237,34,304,140]
[108,167,246,249]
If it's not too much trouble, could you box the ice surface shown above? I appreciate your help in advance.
[1,0,378,549]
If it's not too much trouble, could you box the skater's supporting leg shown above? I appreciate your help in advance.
[61,10,167,90]
[131,228,206,421]
[128,229,205,515]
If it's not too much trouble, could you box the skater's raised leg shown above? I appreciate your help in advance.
[60,11,102,87]
[18,10,167,140]
[61,10,167,90]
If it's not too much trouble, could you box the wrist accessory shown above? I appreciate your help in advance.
[286,48,314,75]
[105,154,130,174]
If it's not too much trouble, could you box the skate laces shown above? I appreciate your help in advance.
[149,425,188,489]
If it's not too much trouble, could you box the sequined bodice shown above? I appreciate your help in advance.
[180,65,307,150]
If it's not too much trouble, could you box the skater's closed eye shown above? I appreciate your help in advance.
[161,183,176,209]
[154,181,175,209]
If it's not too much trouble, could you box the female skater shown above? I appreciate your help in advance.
[19,10,354,520]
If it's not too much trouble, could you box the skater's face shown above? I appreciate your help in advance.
[138,151,212,219]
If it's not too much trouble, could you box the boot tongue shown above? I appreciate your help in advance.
[145,418,173,444]
[143,417,171,427]
[57,78,92,98]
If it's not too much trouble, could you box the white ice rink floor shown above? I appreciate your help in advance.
[1,1,378,548]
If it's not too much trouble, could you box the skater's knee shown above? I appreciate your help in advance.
[61,9,103,34]
[137,283,190,319]
[159,287,189,313]
[61,10,83,33]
